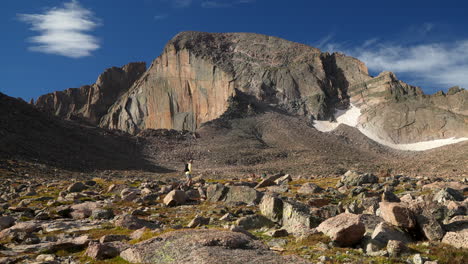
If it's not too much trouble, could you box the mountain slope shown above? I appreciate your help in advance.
[0,92,164,172]
[35,62,146,125]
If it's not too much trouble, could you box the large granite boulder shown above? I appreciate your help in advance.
[120,229,311,264]
[317,213,365,247]
[223,186,263,205]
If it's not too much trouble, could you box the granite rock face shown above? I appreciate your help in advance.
[35,62,146,125]
[100,31,370,134]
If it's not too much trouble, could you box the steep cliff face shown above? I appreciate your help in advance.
[35,62,146,125]
[100,32,370,133]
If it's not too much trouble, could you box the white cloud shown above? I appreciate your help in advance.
[317,35,468,89]
[18,0,100,58]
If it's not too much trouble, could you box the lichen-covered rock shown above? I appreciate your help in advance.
[282,199,320,236]
[340,171,379,187]
[120,229,312,264]
[433,188,464,203]
[259,194,283,223]
[415,213,445,241]
[236,215,274,230]
[386,240,408,257]
[115,214,159,230]
[442,229,468,249]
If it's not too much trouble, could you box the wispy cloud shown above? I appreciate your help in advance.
[202,1,232,8]
[315,29,468,89]
[173,0,193,8]
[18,1,100,59]
[201,0,255,8]
[154,14,169,20]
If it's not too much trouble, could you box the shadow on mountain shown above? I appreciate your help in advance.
[0,92,172,173]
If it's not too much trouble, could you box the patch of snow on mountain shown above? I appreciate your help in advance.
[313,104,361,132]
[313,104,468,151]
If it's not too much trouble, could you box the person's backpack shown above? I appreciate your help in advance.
[184,163,189,172]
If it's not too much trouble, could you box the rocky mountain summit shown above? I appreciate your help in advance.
[34,31,468,144]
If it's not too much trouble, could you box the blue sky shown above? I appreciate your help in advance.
[1,0,468,100]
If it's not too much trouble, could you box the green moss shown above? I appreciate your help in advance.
[408,242,468,264]
[79,256,131,264]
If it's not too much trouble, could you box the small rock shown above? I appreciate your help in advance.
[130,227,149,240]
[433,188,464,203]
[387,240,408,257]
[99,234,130,243]
[274,174,292,185]
[67,182,87,193]
[36,254,55,262]
[441,229,468,249]
[379,202,415,229]
[0,216,15,230]
[412,253,425,264]
[382,191,400,202]
[266,229,288,237]
[85,242,120,260]
[187,215,210,228]
[163,190,188,206]
[298,183,324,194]
[318,256,329,262]
[91,208,114,220]
[115,214,159,230]
[219,213,235,221]
[340,171,378,187]
[229,225,256,239]
[371,222,412,247]
[236,214,274,230]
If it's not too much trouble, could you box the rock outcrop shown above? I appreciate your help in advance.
[35,62,146,125]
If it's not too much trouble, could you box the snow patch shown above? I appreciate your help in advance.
[313,104,468,151]
[313,104,361,132]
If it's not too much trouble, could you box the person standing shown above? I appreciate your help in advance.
[184,159,193,186]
